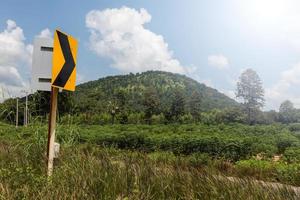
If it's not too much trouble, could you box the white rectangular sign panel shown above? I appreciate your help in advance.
[31,37,53,92]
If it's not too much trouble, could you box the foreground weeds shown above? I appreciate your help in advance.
[0,139,298,200]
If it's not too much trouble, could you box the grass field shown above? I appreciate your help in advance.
[1,122,300,199]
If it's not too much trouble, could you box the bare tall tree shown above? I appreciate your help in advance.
[236,68,265,124]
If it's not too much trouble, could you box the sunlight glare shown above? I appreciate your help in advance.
[238,0,292,30]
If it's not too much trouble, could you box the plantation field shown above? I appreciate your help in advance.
[2,122,300,199]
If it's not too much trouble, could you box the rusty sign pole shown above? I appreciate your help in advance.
[47,86,59,176]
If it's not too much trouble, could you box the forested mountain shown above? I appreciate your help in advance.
[74,71,239,114]
[0,71,241,124]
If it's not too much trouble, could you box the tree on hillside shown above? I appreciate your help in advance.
[218,107,246,124]
[107,100,119,124]
[236,68,265,124]
[279,100,297,124]
[189,91,202,121]
[263,110,279,124]
[114,89,129,124]
[170,89,185,122]
[32,91,75,116]
[143,87,160,124]
[114,89,127,108]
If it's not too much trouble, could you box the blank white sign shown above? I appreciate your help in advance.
[31,37,53,92]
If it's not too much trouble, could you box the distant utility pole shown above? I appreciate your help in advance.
[16,98,18,128]
[21,90,29,127]
[27,108,30,124]
[25,93,28,126]
[23,107,26,125]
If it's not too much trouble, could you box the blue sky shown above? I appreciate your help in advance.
[1,0,300,110]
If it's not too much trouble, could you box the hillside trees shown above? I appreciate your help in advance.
[263,110,279,124]
[170,89,185,122]
[73,71,238,115]
[2,71,267,125]
[279,100,297,124]
[114,89,128,124]
[143,87,160,124]
[107,100,119,124]
[189,91,202,121]
[236,69,265,124]
[32,91,75,116]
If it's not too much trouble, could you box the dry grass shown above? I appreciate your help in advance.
[0,140,298,200]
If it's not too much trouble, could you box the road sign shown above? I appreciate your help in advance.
[31,38,53,91]
[51,30,78,91]
[47,30,78,176]
[30,29,78,176]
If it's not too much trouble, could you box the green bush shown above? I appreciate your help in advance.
[127,113,144,124]
[235,158,300,185]
[235,159,276,179]
[151,114,165,124]
[283,147,300,163]
[288,123,300,132]
[72,124,296,161]
[276,132,300,153]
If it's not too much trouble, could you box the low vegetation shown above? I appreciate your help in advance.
[0,130,299,199]
[2,123,300,191]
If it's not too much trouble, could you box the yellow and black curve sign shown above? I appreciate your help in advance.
[51,30,78,91]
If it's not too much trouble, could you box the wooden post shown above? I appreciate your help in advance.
[47,86,59,176]
[16,98,18,128]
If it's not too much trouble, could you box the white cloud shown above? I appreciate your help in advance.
[0,20,33,99]
[0,21,56,101]
[0,66,24,87]
[266,62,300,110]
[85,7,186,74]
[37,28,52,39]
[208,54,229,69]
[0,20,31,66]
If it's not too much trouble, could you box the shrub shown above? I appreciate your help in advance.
[288,123,300,132]
[151,114,165,124]
[276,133,300,153]
[283,147,300,163]
[235,159,276,179]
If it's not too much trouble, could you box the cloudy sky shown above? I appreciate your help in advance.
[1,0,300,110]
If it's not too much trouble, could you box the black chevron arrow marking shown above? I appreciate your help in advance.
[52,30,75,87]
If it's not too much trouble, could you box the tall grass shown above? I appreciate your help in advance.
[0,138,298,200]
[1,123,300,199]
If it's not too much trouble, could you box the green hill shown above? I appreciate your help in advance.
[74,71,239,114]
[0,71,240,124]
